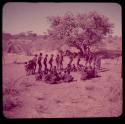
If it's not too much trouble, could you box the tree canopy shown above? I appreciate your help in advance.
[47,11,114,56]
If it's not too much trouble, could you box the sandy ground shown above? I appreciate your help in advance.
[2,57,122,118]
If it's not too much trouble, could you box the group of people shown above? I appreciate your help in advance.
[24,52,73,83]
[24,50,102,83]
[35,65,74,84]
[25,52,64,74]
[24,52,82,75]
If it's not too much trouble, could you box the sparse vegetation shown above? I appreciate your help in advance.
[2,11,122,118]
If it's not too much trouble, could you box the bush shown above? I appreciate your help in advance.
[3,88,20,96]
[3,96,22,111]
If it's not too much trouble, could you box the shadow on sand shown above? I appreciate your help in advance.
[99,68,110,73]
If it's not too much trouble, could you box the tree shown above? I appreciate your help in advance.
[18,32,26,37]
[46,11,114,57]
[26,31,37,38]
[7,40,24,54]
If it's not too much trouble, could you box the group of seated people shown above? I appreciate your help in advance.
[81,66,99,80]
[35,65,74,84]
[35,63,99,84]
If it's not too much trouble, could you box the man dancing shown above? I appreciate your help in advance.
[60,52,64,70]
[49,54,54,71]
[77,54,81,67]
[32,54,38,74]
[56,54,60,70]
[38,53,42,73]
[43,54,48,73]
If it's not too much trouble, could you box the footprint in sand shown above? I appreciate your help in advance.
[36,97,46,101]
[35,104,49,114]
[85,86,95,91]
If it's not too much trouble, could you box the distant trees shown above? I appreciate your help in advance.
[7,41,24,54]
[26,31,37,38]
[7,41,15,53]
[2,32,37,55]
[18,32,26,37]
[47,11,114,56]
[25,48,32,56]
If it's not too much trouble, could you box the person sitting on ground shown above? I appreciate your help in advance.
[57,71,64,81]
[81,66,88,80]
[84,66,98,79]
[63,70,74,82]
[44,66,58,84]
[50,66,61,83]
[44,71,52,82]
[60,70,66,80]
[72,64,77,72]
[35,71,43,81]
[25,60,34,75]
[52,66,58,75]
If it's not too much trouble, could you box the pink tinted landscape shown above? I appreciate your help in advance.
[2,3,122,118]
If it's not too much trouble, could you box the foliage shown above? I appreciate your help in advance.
[47,11,114,56]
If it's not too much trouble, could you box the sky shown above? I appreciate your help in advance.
[3,2,122,36]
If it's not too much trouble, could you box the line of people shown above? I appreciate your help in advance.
[25,52,64,75]
[34,53,75,83]
[38,52,64,73]
[24,52,93,76]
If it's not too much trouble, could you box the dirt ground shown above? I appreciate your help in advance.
[2,57,122,118]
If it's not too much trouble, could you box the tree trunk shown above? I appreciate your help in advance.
[76,46,84,57]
